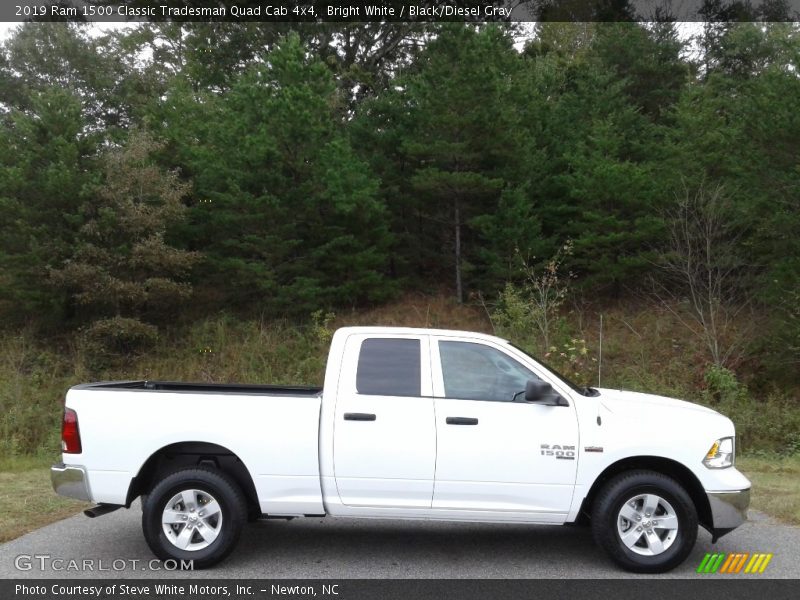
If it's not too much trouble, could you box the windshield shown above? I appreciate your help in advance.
[508,343,598,397]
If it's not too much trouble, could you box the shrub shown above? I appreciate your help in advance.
[704,364,745,403]
[542,337,597,387]
[0,333,73,457]
[492,242,573,353]
[81,317,158,370]
[703,365,800,454]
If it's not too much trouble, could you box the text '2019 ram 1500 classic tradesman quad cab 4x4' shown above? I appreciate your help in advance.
[52,327,750,573]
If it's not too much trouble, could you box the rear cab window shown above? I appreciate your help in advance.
[337,333,432,398]
[356,338,421,397]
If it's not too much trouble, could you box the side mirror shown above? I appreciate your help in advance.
[525,380,551,401]
[524,380,567,406]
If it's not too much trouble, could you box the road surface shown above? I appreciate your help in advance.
[1,503,797,578]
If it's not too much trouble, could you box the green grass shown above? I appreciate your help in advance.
[0,455,89,543]
[0,453,58,473]
[737,454,800,526]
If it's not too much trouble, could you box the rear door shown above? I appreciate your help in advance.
[431,336,579,519]
[333,333,435,508]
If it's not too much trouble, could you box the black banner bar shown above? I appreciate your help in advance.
[3,579,800,600]
[2,1,800,23]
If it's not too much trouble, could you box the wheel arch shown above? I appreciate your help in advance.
[576,455,712,532]
[126,441,260,519]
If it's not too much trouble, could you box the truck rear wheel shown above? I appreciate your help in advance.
[142,467,247,569]
[591,470,698,573]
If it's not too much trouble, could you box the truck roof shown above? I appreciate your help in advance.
[334,326,509,345]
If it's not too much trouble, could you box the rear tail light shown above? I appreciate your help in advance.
[61,407,82,454]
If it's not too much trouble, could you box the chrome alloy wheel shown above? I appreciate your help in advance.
[616,493,679,556]
[161,489,223,551]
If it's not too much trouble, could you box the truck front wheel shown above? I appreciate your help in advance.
[591,470,698,573]
[142,467,247,569]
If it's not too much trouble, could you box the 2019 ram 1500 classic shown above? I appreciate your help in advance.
[51,327,750,573]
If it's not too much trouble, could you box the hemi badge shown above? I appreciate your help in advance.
[584,446,604,453]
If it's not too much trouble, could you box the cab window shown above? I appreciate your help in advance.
[438,341,540,402]
[356,338,421,397]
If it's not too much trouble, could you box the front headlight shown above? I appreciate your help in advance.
[703,436,735,468]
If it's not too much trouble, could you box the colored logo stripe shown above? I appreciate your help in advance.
[697,552,773,574]
[733,553,749,573]
[759,554,773,573]
[719,553,737,573]
[696,553,712,573]
[719,553,747,573]
[697,553,726,573]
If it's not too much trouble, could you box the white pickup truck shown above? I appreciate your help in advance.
[52,326,750,573]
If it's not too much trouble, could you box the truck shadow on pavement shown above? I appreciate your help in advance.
[1,507,759,578]
[229,518,710,577]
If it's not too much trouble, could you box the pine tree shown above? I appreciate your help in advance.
[391,25,530,302]
[48,131,199,359]
[161,33,394,313]
[0,88,97,324]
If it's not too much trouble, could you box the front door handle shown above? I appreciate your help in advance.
[344,412,376,421]
[446,417,478,425]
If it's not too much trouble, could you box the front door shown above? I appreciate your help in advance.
[333,333,436,508]
[431,337,579,519]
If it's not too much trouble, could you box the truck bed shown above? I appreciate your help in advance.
[65,380,325,513]
[71,380,322,396]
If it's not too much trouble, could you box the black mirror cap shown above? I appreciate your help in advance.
[524,379,568,406]
[525,379,552,402]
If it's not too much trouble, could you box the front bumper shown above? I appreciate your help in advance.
[51,463,92,502]
[706,487,750,540]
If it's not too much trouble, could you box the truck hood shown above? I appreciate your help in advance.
[587,388,737,462]
[594,387,723,420]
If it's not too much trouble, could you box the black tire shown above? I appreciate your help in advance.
[591,470,698,573]
[142,467,247,569]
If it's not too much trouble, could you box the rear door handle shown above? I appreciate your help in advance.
[446,417,478,425]
[344,412,376,421]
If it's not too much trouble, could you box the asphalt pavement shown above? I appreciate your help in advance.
[1,502,797,579]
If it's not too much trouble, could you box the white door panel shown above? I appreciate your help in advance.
[431,337,579,515]
[334,395,436,507]
[333,334,435,508]
[433,398,578,513]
